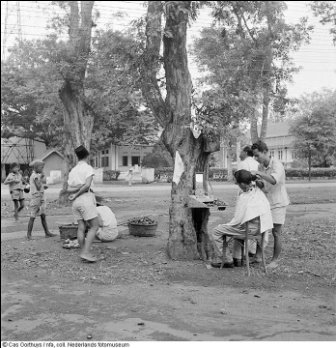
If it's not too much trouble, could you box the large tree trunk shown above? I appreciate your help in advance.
[250,106,259,143]
[308,148,312,182]
[58,1,95,202]
[260,83,270,140]
[141,2,220,260]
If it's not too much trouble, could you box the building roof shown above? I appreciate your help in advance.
[264,121,293,138]
[39,149,64,161]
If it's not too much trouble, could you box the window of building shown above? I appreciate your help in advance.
[270,150,275,157]
[278,149,283,161]
[122,156,128,166]
[101,157,109,167]
[132,156,140,166]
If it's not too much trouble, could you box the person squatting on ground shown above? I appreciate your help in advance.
[96,204,119,242]
[67,145,100,263]
[4,162,26,221]
[251,140,290,269]
[210,170,273,269]
[27,160,56,240]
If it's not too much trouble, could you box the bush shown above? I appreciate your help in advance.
[154,167,235,182]
[285,168,336,178]
[103,169,120,181]
[154,167,173,182]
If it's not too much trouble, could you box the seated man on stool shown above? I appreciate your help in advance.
[210,170,273,268]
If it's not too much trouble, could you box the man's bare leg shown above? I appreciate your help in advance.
[268,224,282,269]
[80,217,99,262]
[76,220,86,249]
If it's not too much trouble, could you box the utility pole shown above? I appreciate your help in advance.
[2,1,9,60]
[16,1,23,43]
[1,1,23,61]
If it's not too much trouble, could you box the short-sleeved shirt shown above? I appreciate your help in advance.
[96,206,118,241]
[97,206,118,228]
[30,171,45,196]
[68,161,95,188]
[4,172,23,191]
[259,157,290,209]
[237,157,259,172]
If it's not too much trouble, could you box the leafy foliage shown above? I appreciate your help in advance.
[289,89,336,168]
[193,1,313,140]
[310,1,336,44]
[1,39,64,148]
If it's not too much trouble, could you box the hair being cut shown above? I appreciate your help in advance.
[234,169,264,189]
[234,169,257,184]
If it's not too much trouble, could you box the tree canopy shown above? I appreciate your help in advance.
[289,89,336,173]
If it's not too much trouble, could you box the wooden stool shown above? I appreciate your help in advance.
[220,221,267,276]
[244,221,267,276]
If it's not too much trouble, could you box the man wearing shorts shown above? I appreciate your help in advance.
[68,145,99,262]
[252,140,290,268]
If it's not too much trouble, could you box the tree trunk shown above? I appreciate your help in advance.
[260,4,273,141]
[260,80,270,140]
[141,2,220,260]
[57,1,95,202]
[308,148,312,182]
[250,107,259,143]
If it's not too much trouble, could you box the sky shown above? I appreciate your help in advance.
[1,0,336,99]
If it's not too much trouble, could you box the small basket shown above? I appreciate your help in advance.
[59,224,78,240]
[128,222,158,237]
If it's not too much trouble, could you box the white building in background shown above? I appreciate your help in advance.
[262,121,295,168]
[214,121,296,170]
[90,143,155,172]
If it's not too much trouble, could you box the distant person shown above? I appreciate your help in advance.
[4,162,25,221]
[27,160,56,240]
[252,140,290,269]
[67,145,99,263]
[96,204,119,242]
[237,146,259,172]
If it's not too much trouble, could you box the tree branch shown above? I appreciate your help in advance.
[140,1,167,128]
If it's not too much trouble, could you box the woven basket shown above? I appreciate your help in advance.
[59,224,78,240]
[128,222,158,237]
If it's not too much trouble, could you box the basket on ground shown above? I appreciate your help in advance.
[128,217,158,237]
[59,224,78,240]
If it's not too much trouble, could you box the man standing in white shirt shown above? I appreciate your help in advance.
[237,146,259,172]
[67,145,99,262]
[252,140,290,269]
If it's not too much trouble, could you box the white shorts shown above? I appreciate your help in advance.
[271,207,287,225]
[96,226,119,242]
[72,192,98,222]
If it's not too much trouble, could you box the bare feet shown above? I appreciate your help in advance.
[250,257,262,264]
[45,232,57,238]
[267,261,279,269]
[80,253,97,263]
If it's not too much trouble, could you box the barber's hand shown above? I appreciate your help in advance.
[69,194,76,201]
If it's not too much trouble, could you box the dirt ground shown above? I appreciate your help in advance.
[1,183,336,341]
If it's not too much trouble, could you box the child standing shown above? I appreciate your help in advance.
[4,162,25,221]
[27,160,56,240]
